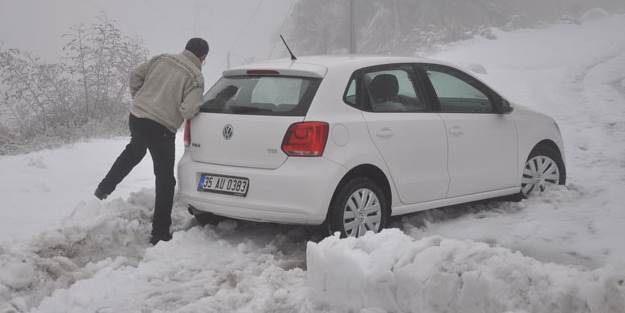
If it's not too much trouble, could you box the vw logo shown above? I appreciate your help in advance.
[222,124,234,140]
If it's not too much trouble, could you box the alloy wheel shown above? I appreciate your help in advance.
[343,188,382,237]
[521,155,560,196]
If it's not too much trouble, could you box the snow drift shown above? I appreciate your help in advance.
[0,189,188,313]
[307,229,625,313]
[1,189,315,313]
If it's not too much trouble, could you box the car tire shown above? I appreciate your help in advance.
[521,145,566,198]
[327,177,390,237]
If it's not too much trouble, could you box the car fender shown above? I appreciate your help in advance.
[512,104,566,185]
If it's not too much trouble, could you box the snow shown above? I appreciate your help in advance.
[408,14,625,270]
[0,14,624,313]
[461,62,488,75]
[307,229,625,313]
[32,227,310,313]
[580,8,610,22]
[0,260,35,290]
[0,190,175,312]
[0,136,184,241]
[1,190,314,312]
[305,14,625,311]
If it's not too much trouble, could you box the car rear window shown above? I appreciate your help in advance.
[200,76,321,116]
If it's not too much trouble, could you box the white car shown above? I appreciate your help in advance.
[178,56,566,237]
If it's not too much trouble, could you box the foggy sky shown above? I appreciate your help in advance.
[0,0,294,84]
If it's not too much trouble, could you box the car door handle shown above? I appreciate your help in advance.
[376,128,394,138]
[449,126,464,137]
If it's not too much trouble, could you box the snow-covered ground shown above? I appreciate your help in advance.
[1,14,625,313]
[0,137,185,241]
[409,15,625,270]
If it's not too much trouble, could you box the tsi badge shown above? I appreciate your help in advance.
[222,124,234,140]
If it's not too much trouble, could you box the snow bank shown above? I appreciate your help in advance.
[307,229,625,313]
[0,187,315,312]
[0,189,188,313]
[31,227,311,313]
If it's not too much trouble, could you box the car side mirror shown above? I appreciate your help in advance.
[499,99,513,114]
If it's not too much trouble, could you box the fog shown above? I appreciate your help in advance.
[0,0,294,83]
[284,0,625,56]
[2,0,624,80]
[1,0,625,147]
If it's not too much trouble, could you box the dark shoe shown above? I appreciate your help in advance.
[150,234,172,246]
[94,187,109,200]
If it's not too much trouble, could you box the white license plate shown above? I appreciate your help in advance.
[197,174,249,197]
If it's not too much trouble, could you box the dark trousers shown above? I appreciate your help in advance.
[98,114,176,238]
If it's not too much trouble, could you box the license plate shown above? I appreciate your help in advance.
[197,173,249,197]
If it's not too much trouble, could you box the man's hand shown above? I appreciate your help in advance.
[180,79,204,119]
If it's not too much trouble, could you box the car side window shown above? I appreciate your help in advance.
[361,68,426,113]
[344,78,357,106]
[424,66,494,113]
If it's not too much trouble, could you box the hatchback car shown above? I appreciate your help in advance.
[178,56,566,237]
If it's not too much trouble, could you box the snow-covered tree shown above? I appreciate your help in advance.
[63,14,148,122]
[0,14,148,148]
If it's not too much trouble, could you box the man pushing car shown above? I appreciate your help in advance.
[94,38,208,245]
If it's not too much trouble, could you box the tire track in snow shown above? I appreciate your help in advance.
[560,46,625,203]
[564,50,625,126]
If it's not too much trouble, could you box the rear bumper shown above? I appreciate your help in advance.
[177,152,346,225]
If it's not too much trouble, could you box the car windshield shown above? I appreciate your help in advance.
[200,76,321,116]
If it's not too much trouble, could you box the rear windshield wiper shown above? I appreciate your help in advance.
[199,99,224,113]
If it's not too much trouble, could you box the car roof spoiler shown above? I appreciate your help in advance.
[223,62,327,79]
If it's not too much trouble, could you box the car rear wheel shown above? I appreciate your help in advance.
[521,145,566,197]
[328,177,389,237]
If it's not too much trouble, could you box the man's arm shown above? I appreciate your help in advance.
[128,58,153,98]
[180,77,205,119]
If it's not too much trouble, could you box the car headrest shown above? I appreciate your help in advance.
[369,74,399,102]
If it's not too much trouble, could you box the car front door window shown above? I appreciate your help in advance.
[425,67,494,113]
[420,64,518,196]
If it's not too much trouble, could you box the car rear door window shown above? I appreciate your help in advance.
[362,68,427,113]
[422,65,494,113]
[344,78,357,106]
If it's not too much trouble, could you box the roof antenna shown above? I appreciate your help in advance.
[280,34,297,61]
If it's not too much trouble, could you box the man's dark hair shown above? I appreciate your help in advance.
[185,38,209,59]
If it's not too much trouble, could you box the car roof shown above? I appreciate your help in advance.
[223,55,449,78]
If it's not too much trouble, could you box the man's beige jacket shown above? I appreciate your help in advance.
[129,50,204,132]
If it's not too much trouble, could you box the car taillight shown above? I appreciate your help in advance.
[281,122,329,157]
[184,119,191,147]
